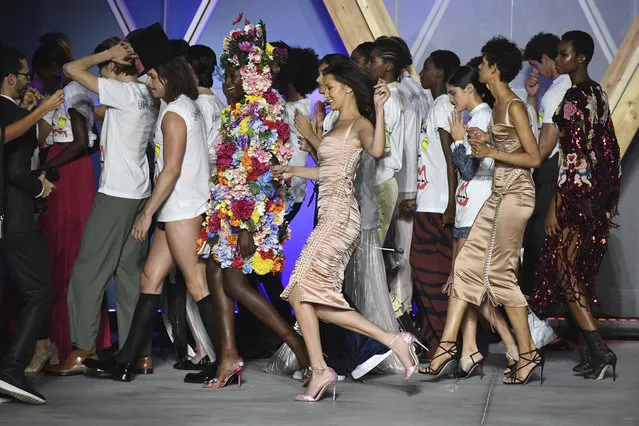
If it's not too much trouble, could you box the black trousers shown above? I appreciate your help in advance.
[520,154,559,296]
[0,229,52,373]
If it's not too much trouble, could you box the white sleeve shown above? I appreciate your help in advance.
[65,83,94,124]
[383,97,404,172]
[98,78,131,110]
[434,103,452,133]
[541,89,563,124]
[475,110,494,171]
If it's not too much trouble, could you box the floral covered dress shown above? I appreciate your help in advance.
[532,80,621,309]
[197,88,294,275]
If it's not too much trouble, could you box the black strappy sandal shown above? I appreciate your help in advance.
[503,348,545,385]
[418,341,459,378]
[454,351,484,379]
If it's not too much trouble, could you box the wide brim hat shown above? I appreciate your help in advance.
[127,22,185,76]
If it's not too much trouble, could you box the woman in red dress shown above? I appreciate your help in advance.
[31,41,110,367]
[532,31,621,381]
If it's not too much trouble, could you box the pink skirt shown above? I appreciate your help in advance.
[38,144,111,359]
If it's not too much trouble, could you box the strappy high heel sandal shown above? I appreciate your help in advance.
[295,367,338,402]
[203,359,244,389]
[418,341,459,378]
[503,348,545,385]
[454,351,483,379]
[389,333,428,381]
[504,345,519,376]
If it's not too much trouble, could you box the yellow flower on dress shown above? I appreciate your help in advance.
[265,43,274,55]
[239,116,250,135]
[252,253,274,275]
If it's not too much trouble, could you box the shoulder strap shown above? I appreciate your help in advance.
[505,98,525,126]
[344,117,362,142]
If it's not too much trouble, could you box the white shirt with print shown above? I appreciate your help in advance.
[416,93,454,213]
[98,78,159,199]
[195,92,225,172]
[374,83,404,186]
[284,97,313,203]
[540,74,571,158]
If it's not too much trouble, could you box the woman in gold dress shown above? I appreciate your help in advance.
[421,37,543,385]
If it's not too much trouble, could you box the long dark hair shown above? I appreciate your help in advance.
[187,44,217,88]
[155,55,198,102]
[447,65,494,108]
[323,60,375,125]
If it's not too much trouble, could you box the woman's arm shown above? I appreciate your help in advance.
[470,101,541,168]
[131,112,186,241]
[358,79,390,159]
[272,165,319,181]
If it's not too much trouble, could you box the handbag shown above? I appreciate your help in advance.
[528,311,557,349]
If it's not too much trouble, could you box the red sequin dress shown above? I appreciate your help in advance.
[532,80,621,309]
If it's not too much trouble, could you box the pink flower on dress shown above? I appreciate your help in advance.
[563,102,578,120]
[239,41,252,52]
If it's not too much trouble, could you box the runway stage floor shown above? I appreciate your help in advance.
[2,340,638,425]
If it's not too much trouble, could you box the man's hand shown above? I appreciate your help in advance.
[238,229,256,258]
[38,172,55,198]
[525,69,540,99]
[131,212,153,243]
[443,203,455,226]
[545,201,561,237]
[20,88,42,111]
[38,90,65,114]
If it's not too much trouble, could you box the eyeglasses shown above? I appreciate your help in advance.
[13,72,33,81]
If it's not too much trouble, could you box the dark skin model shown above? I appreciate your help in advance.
[205,67,310,386]
[544,39,599,332]
[399,56,456,225]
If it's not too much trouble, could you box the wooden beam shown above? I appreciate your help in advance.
[323,0,397,54]
[601,14,639,158]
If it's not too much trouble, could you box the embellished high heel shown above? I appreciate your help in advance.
[582,330,617,381]
[203,359,244,389]
[389,332,428,381]
[573,331,594,374]
[418,341,459,378]
[503,348,545,385]
[504,345,519,376]
[295,367,337,402]
[25,342,59,374]
[454,351,483,379]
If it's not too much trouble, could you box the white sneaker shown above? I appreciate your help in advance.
[351,350,393,380]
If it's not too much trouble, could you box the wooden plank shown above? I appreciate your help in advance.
[602,14,639,112]
[611,64,639,159]
[355,0,399,39]
[323,0,374,54]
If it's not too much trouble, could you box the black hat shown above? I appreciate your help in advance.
[128,23,184,76]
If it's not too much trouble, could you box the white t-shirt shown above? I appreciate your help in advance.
[374,83,404,186]
[396,73,430,195]
[45,81,96,146]
[540,74,571,158]
[195,92,225,171]
[451,103,493,228]
[97,78,159,199]
[323,109,339,134]
[154,94,209,222]
[416,93,454,213]
[284,98,312,203]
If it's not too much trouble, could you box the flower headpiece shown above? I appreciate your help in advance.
[220,15,287,96]
[197,15,293,276]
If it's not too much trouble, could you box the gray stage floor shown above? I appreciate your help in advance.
[1,340,638,426]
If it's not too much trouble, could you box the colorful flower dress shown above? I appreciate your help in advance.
[532,80,621,309]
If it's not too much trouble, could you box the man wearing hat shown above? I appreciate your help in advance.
[83,23,219,383]
[49,36,160,376]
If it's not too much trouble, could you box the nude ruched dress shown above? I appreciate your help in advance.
[450,99,534,308]
[281,120,362,310]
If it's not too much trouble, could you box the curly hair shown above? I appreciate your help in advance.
[155,56,198,102]
[94,37,137,76]
[323,60,375,125]
[287,47,319,96]
[561,30,595,64]
[523,32,560,62]
[481,36,523,83]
